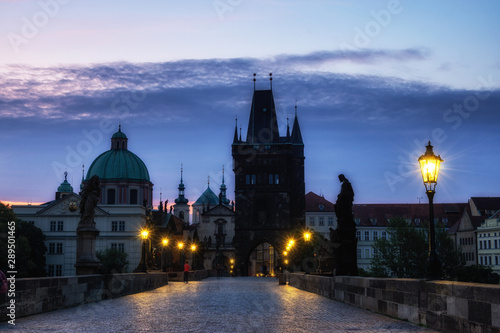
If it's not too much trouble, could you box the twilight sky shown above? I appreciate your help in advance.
[1,0,500,209]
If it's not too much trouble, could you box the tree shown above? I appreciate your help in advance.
[455,265,500,284]
[96,248,129,274]
[0,202,47,277]
[371,218,466,279]
[370,218,428,278]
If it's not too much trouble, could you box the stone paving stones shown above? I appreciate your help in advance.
[1,277,439,332]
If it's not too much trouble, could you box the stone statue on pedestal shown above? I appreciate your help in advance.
[331,174,358,276]
[75,175,102,275]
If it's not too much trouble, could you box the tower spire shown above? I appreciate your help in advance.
[291,102,303,144]
[174,164,188,205]
[233,116,239,143]
[269,72,273,90]
[253,73,256,91]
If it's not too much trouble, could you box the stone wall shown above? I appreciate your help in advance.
[288,273,500,333]
[1,272,168,321]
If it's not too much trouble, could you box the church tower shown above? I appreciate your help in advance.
[231,74,305,275]
[173,166,190,222]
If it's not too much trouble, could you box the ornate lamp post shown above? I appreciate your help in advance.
[140,229,149,273]
[161,238,169,272]
[191,244,197,270]
[178,242,184,271]
[418,141,443,280]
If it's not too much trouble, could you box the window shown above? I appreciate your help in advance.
[268,174,279,185]
[495,240,498,249]
[111,243,125,253]
[57,221,64,231]
[49,243,55,254]
[364,231,370,241]
[488,256,492,265]
[130,189,138,204]
[309,217,315,226]
[496,256,499,265]
[382,231,387,240]
[50,221,56,231]
[107,188,116,204]
[488,240,491,249]
[479,241,483,249]
[480,256,484,265]
[112,221,125,231]
[56,243,63,254]
[48,265,62,277]
[364,248,370,259]
[415,218,421,226]
[356,248,361,259]
[355,218,360,225]
[328,217,334,226]
[373,231,378,240]
[318,205,324,211]
[356,230,361,240]
[319,217,324,226]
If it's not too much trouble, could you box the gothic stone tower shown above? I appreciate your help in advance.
[232,78,305,276]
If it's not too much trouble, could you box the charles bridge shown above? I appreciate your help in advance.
[1,271,499,332]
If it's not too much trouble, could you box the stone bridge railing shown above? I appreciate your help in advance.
[287,273,500,333]
[1,272,169,321]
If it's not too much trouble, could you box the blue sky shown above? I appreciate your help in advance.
[1,0,499,208]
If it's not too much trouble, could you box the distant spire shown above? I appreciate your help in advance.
[222,165,225,184]
[269,72,273,90]
[233,116,239,143]
[253,73,256,91]
[219,165,229,205]
[239,124,242,141]
[181,163,184,183]
[291,102,303,144]
[118,123,121,132]
[207,175,210,186]
[175,165,188,205]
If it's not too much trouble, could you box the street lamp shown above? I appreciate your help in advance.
[161,238,169,272]
[418,141,443,280]
[191,244,197,270]
[303,232,311,242]
[178,242,185,270]
[140,229,149,273]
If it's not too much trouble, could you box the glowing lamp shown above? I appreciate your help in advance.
[304,232,311,242]
[141,230,149,240]
[418,141,443,192]
[162,238,169,246]
[178,242,184,250]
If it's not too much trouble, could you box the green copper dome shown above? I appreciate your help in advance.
[86,149,150,182]
[112,130,127,139]
[57,180,73,193]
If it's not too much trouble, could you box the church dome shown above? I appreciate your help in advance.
[86,150,150,182]
[57,179,73,193]
[85,126,150,182]
[57,172,73,193]
[194,186,219,206]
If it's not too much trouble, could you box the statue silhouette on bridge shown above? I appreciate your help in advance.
[331,174,358,276]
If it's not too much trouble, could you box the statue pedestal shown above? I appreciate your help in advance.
[75,225,101,275]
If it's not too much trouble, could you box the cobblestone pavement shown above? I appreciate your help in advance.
[1,277,439,332]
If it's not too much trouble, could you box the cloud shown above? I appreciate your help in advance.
[0,49,499,133]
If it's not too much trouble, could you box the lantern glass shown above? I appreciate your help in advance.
[418,141,443,191]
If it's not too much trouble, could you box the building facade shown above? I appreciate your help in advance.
[476,210,500,273]
[14,127,152,276]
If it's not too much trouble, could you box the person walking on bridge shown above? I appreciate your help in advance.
[183,261,190,283]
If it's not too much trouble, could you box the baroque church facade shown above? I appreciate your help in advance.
[13,128,151,276]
